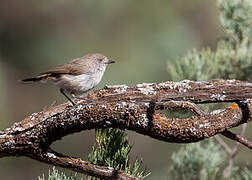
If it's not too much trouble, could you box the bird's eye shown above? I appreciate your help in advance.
[97,58,103,62]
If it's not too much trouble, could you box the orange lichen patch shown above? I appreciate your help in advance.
[228,104,239,110]
[87,92,99,99]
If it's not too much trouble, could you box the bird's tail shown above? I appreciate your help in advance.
[20,74,49,83]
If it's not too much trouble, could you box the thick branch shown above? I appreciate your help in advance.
[98,79,252,103]
[0,79,252,179]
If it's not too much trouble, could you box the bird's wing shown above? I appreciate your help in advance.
[41,57,91,76]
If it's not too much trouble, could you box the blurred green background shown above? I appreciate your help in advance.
[0,0,243,179]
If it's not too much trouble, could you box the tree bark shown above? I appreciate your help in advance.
[0,79,252,179]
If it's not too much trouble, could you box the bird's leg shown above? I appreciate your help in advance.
[60,88,76,105]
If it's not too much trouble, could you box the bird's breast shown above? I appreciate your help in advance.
[55,71,104,95]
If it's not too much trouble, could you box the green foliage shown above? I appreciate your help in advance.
[88,128,150,179]
[167,0,252,82]
[38,167,82,180]
[217,0,252,42]
[167,41,230,81]
[232,167,252,180]
[167,140,226,180]
[167,39,251,81]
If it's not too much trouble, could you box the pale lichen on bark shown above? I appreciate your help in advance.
[0,79,252,179]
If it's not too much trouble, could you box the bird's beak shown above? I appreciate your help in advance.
[106,60,115,64]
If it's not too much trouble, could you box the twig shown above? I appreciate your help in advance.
[221,123,247,178]
[214,135,232,154]
[232,123,247,156]
[222,129,252,150]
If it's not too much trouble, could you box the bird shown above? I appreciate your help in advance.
[21,53,115,105]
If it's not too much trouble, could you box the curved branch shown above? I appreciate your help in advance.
[0,79,252,179]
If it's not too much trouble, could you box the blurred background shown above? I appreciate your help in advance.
[1,0,247,179]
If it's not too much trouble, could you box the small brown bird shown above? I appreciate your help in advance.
[21,53,115,105]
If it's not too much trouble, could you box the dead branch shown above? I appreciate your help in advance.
[0,79,252,179]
